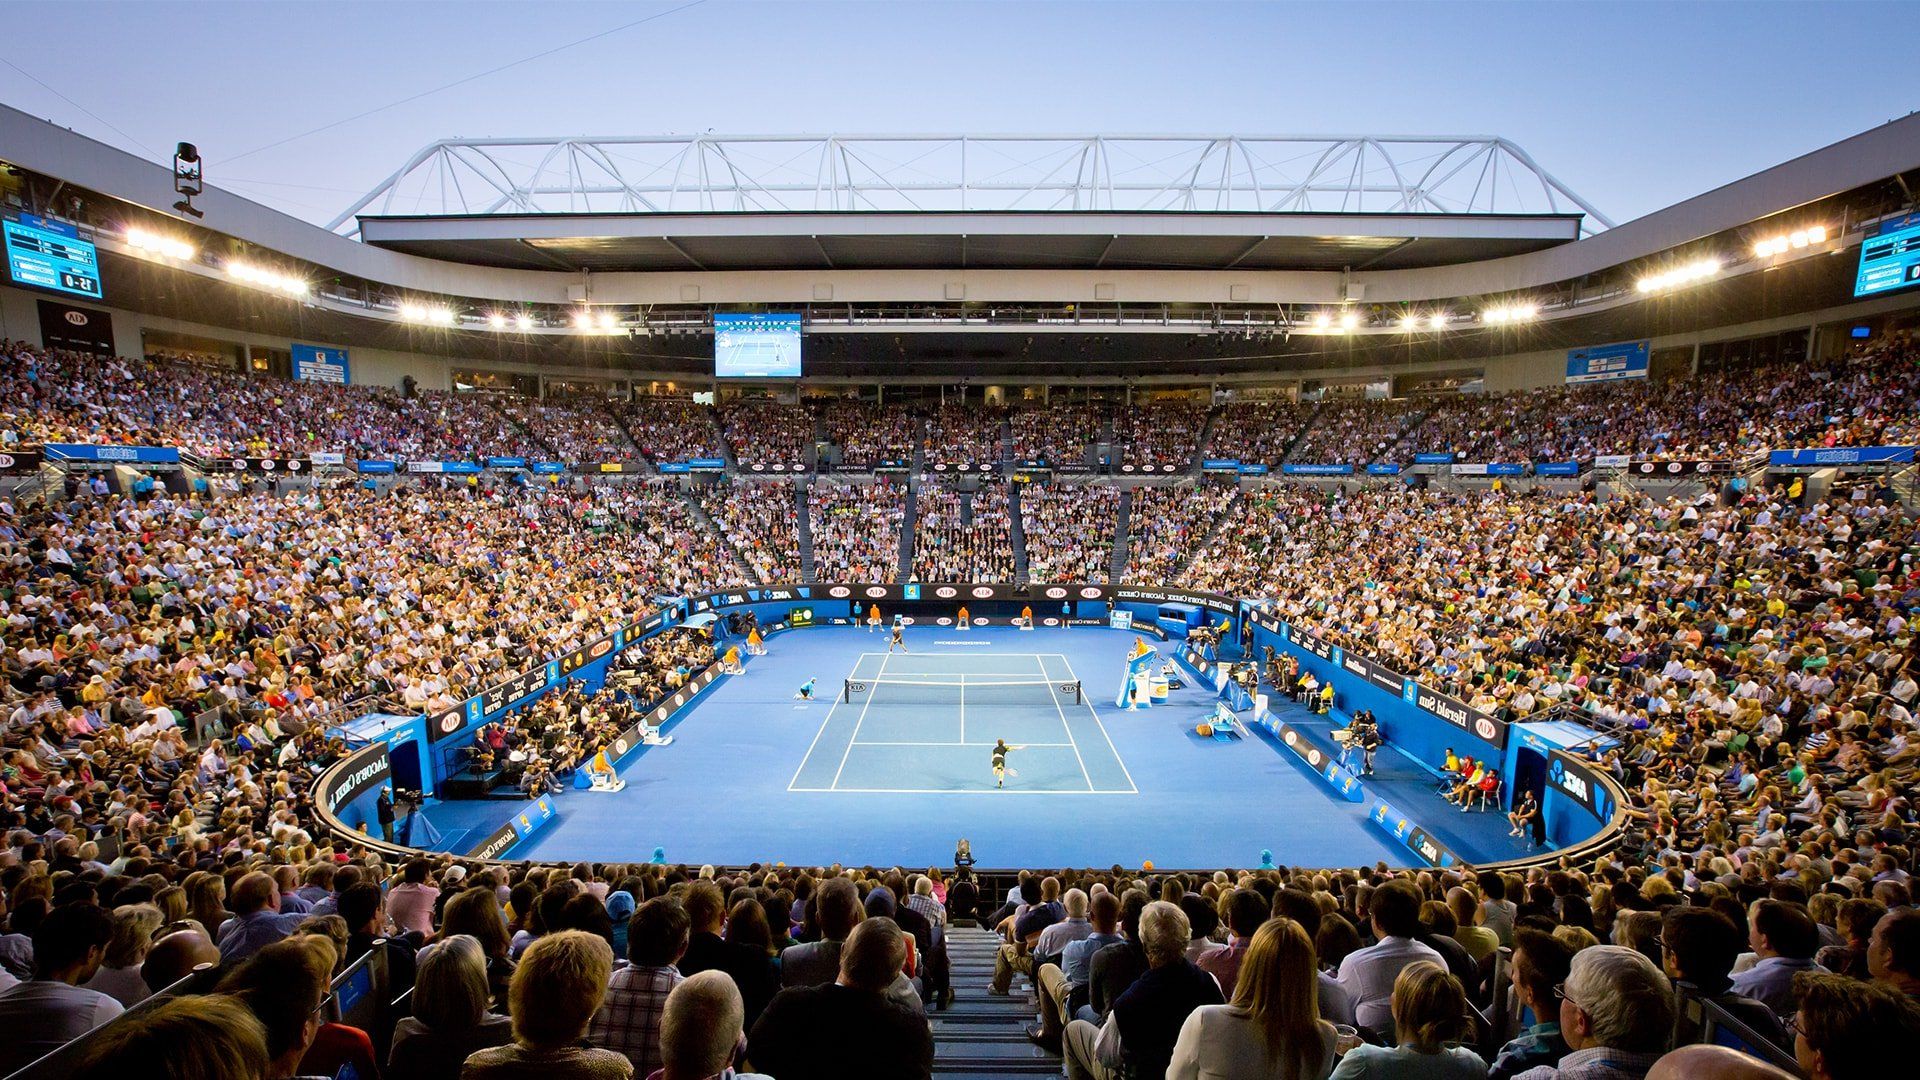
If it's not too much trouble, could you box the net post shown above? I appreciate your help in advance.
[843,679,852,704]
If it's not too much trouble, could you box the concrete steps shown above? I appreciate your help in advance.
[933,925,1062,1078]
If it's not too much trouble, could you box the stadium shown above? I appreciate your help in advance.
[3,6,1920,1079]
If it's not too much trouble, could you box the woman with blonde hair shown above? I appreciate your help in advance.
[83,903,164,1007]
[1328,961,1484,1078]
[1168,917,1336,1080]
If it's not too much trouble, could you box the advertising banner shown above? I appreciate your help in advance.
[37,299,115,355]
[220,457,309,474]
[1534,461,1582,477]
[45,444,179,465]
[1202,459,1242,472]
[1413,452,1456,465]
[1281,463,1354,476]
[931,462,997,474]
[356,460,397,474]
[1768,446,1915,467]
[1368,800,1461,867]
[1565,340,1650,384]
[322,743,392,816]
[1274,722,1365,802]
[0,449,44,474]
[485,457,527,470]
[1548,750,1614,822]
[1236,463,1270,475]
[1401,680,1509,749]
[1366,463,1403,476]
[1631,460,1735,476]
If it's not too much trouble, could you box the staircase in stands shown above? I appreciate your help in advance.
[1008,481,1030,586]
[899,481,919,580]
[795,479,817,583]
[933,925,1063,1077]
[1109,488,1133,583]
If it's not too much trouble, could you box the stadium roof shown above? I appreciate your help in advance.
[344,134,1602,272]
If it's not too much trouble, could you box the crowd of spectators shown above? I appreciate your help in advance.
[1115,404,1206,469]
[1020,483,1121,584]
[696,481,803,585]
[1287,398,1426,467]
[614,398,724,466]
[923,406,1005,465]
[1011,404,1107,466]
[1126,483,1242,584]
[1206,401,1316,466]
[722,402,814,469]
[807,482,904,582]
[491,397,636,464]
[821,402,917,466]
[913,484,1014,583]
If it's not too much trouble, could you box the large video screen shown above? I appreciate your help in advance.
[1855,219,1920,298]
[715,313,802,378]
[4,212,103,300]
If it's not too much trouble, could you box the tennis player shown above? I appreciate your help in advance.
[796,677,817,700]
[991,738,1025,788]
[888,616,909,653]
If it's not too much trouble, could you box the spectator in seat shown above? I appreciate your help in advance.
[341,880,418,994]
[1644,1046,1797,1080]
[462,929,633,1080]
[1660,908,1784,1047]
[1490,928,1574,1080]
[1198,888,1272,997]
[216,870,310,962]
[141,926,222,995]
[1034,888,1124,1049]
[1869,907,1920,998]
[748,917,933,1080]
[1273,888,1358,1027]
[1329,960,1483,1080]
[82,902,162,1007]
[1336,880,1445,1039]
[1814,899,1884,980]
[218,935,337,1080]
[779,877,921,1014]
[1791,971,1920,1080]
[1511,945,1673,1080]
[1169,916,1337,1080]
[1063,899,1224,1080]
[387,858,442,939]
[389,934,514,1080]
[590,896,690,1077]
[1729,900,1826,1018]
[679,881,775,1027]
[0,902,122,1074]
[655,969,772,1080]
[1086,890,1152,1023]
[71,993,271,1080]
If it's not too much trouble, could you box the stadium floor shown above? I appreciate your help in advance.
[424,625,1532,869]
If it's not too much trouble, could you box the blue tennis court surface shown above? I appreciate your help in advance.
[452,624,1525,870]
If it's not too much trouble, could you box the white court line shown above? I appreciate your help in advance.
[790,786,1124,795]
[1052,652,1140,794]
[1037,654,1096,793]
[829,647,889,789]
[787,645,883,791]
[958,672,964,744]
[856,741,1076,747]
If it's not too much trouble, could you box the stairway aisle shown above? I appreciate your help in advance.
[1109,488,1133,582]
[1008,481,1029,586]
[795,480,817,583]
[933,926,1063,1078]
[899,481,919,579]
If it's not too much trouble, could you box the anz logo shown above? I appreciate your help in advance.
[1551,759,1591,805]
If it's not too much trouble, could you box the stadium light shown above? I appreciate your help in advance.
[225,261,308,298]
[398,302,426,322]
[487,312,508,330]
[597,311,617,331]
[1484,303,1537,325]
[1338,311,1360,331]
[573,311,594,331]
[427,306,455,326]
[1398,313,1419,331]
[125,226,195,261]
[514,312,534,331]
[1752,224,1827,259]
[1428,312,1449,331]
[1311,312,1332,330]
[1636,257,1721,294]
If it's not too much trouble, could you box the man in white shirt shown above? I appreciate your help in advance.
[0,904,123,1075]
[1335,880,1444,1038]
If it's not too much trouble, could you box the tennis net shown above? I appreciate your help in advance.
[843,676,1082,707]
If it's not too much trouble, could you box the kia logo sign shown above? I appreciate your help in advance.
[0,455,13,469]
[1283,731,1298,747]
[937,617,952,625]
[1080,587,1102,599]
[1307,748,1322,767]
[260,460,276,471]
[773,464,787,472]
[973,617,988,625]
[1474,717,1499,740]
[936,586,957,599]
[231,459,247,470]
[933,463,949,472]
[64,311,88,325]
[864,586,888,598]
[613,739,629,755]
[971,586,994,599]
[436,710,462,735]
[287,460,303,471]
[829,586,851,598]
[1043,617,1059,626]
[1045,587,1068,599]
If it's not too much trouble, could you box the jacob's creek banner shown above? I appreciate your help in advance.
[465,794,557,860]
[322,742,391,819]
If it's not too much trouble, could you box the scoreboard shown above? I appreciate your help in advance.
[4,212,102,300]
[1855,218,1920,298]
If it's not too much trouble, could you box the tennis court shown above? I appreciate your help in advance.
[788,652,1138,793]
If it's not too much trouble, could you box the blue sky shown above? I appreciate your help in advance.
[2,0,1912,227]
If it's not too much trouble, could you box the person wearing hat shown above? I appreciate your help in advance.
[606,891,637,960]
